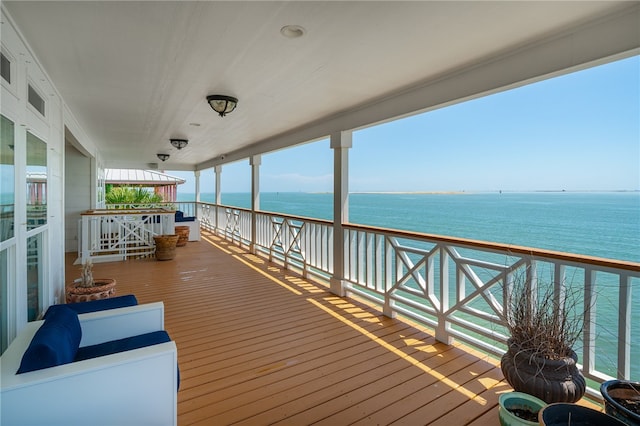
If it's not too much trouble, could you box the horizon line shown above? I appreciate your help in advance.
[177,189,640,194]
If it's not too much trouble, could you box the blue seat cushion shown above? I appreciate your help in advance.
[176,216,195,222]
[17,306,82,374]
[76,330,180,390]
[44,295,138,319]
[75,330,170,360]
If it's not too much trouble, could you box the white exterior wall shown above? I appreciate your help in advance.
[0,6,99,349]
[64,144,92,252]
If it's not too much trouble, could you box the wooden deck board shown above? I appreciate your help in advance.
[66,229,602,425]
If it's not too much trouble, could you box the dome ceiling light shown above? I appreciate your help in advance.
[170,139,188,150]
[157,153,169,162]
[206,95,238,117]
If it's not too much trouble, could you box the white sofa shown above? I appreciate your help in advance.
[1,302,178,426]
[183,218,201,241]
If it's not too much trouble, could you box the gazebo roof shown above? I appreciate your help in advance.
[105,169,186,186]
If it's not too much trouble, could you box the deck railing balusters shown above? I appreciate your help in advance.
[193,202,639,395]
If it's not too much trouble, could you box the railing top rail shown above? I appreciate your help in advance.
[258,211,333,227]
[344,223,640,273]
[196,202,333,227]
[81,208,175,216]
[195,202,638,272]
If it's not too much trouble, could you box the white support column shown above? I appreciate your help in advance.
[214,166,222,232]
[250,155,261,254]
[330,131,352,297]
[194,170,201,220]
[194,170,201,202]
[90,157,98,209]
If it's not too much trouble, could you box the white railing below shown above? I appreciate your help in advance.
[342,225,640,390]
[78,209,175,263]
[199,202,640,398]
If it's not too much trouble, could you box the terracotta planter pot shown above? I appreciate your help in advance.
[66,278,117,303]
[154,234,179,260]
[175,226,190,247]
[500,339,586,404]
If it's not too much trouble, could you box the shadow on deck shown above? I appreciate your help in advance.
[65,229,539,425]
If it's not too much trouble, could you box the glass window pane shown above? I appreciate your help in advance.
[0,52,10,84]
[1,115,15,241]
[28,85,45,116]
[26,132,47,230]
[26,233,43,321]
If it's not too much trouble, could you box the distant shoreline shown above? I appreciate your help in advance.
[178,190,639,196]
[350,191,467,195]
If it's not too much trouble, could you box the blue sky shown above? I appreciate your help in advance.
[169,55,639,194]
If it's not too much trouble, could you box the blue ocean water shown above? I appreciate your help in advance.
[179,191,640,379]
[181,191,639,262]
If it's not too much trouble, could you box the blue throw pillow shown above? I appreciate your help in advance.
[43,295,138,319]
[17,305,82,373]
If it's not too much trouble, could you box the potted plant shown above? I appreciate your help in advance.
[499,391,546,426]
[66,260,117,303]
[600,380,640,425]
[500,264,587,403]
[539,403,626,425]
[153,234,179,260]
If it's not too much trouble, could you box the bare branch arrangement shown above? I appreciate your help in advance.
[79,260,95,288]
[504,265,585,360]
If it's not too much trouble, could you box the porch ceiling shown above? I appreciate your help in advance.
[3,1,638,170]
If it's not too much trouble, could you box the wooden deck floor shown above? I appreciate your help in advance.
[65,229,598,425]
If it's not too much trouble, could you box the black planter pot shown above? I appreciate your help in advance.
[600,380,640,426]
[500,339,586,403]
[539,403,626,426]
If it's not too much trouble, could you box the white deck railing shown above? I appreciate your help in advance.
[106,202,195,217]
[78,209,175,263]
[340,224,640,390]
[168,202,640,396]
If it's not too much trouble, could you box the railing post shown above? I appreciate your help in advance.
[435,248,452,344]
[382,235,396,318]
[583,268,597,379]
[618,273,631,379]
[250,155,261,254]
[330,131,352,297]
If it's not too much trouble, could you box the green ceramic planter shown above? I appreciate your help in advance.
[499,392,547,426]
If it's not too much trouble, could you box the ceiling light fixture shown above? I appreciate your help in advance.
[206,95,238,117]
[157,153,169,162]
[170,138,188,150]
